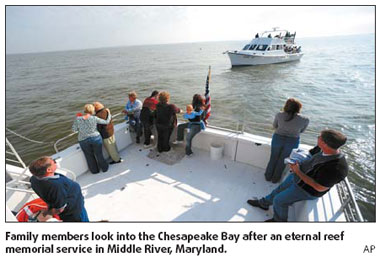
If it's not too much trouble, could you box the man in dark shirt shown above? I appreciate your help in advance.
[247,129,348,222]
[29,156,88,222]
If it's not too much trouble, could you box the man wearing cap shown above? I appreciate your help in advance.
[29,156,89,222]
[247,129,348,222]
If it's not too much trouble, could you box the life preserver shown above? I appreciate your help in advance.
[16,198,61,222]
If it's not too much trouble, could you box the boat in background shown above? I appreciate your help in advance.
[225,27,304,66]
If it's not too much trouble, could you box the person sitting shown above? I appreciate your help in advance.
[264,98,309,183]
[72,104,111,174]
[155,91,181,152]
[173,94,205,156]
[122,91,142,143]
[247,129,348,222]
[140,90,159,148]
[29,156,89,222]
[94,102,122,165]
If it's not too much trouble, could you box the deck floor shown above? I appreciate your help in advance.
[77,143,278,222]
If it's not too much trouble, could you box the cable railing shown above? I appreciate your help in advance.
[53,111,125,153]
[7,111,364,222]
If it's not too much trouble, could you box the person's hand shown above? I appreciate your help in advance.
[289,162,301,174]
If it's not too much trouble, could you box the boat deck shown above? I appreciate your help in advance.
[77,143,277,222]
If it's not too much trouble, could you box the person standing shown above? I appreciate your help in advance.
[94,102,122,164]
[247,129,348,222]
[122,91,143,143]
[140,90,159,148]
[155,91,181,152]
[264,98,309,183]
[72,104,111,174]
[29,156,89,222]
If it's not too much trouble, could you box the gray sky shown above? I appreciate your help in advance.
[6,6,375,54]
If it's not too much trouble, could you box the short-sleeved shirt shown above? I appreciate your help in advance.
[30,173,84,222]
[297,148,348,197]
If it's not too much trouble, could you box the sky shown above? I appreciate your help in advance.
[5,5,375,54]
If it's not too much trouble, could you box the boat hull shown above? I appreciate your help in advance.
[227,52,303,66]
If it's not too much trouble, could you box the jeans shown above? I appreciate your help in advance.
[260,173,318,221]
[264,133,300,183]
[127,115,142,140]
[79,135,109,174]
[180,124,201,155]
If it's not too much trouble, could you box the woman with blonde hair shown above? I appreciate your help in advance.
[264,98,309,183]
[72,104,111,174]
[94,102,122,164]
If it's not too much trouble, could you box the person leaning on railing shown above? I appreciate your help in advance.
[247,129,348,222]
[94,102,123,165]
[72,104,111,174]
[264,98,309,183]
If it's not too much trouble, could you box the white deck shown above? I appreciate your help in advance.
[77,143,276,222]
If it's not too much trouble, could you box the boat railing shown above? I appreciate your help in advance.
[53,111,125,153]
[50,111,364,222]
[334,178,364,222]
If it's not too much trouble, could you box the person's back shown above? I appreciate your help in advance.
[30,173,84,221]
[156,103,174,126]
[274,112,309,138]
[95,107,114,139]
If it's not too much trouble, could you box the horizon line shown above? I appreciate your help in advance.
[6,32,374,56]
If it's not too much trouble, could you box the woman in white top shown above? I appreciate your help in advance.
[72,104,111,174]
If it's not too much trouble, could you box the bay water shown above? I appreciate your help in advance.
[6,34,375,221]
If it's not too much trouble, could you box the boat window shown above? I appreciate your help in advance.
[256,45,268,51]
[242,44,250,50]
[277,45,282,50]
[272,45,276,50]
[249,44,257,50]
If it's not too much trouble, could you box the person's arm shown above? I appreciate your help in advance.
[289,162,329,192]
[72,118,79,132]
[300,117,310,133]
[273,113,279,129]
[95,110,111,124]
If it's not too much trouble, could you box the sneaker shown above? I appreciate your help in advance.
[265,218,276,222]
[143,144,153,149]
[247,199,269,211]
[172,140,183,145]
[110,159,123,165]
[186,152,193,157]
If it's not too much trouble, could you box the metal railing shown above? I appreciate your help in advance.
[334,178,364,222]
[53,112,124,153]
[44,112,366,222]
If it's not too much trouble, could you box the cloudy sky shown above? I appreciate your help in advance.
[6,6,374,54]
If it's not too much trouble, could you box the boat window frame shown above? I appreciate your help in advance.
[256,44,268,51]
[242,44,250,50]
[248,44,257,50]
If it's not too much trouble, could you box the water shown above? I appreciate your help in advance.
[6,34,375,221]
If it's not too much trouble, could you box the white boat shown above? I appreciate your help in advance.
[225,28,304,66]
[5,113,363,222]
